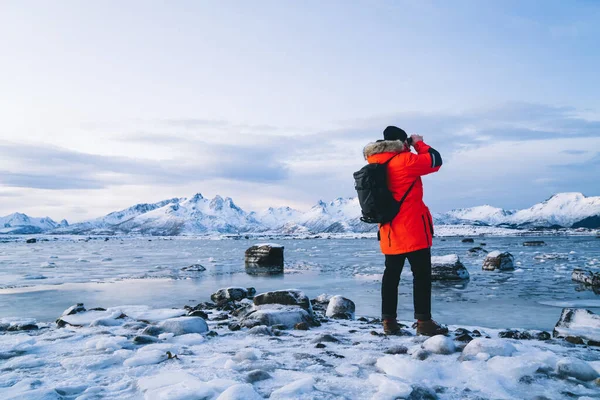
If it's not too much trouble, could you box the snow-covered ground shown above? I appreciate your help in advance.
[1,294,600,399]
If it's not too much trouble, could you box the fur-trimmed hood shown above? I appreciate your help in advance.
[363,140,408,159]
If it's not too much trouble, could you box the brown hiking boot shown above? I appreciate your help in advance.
[413,319,449,336]
[382,319,401,335]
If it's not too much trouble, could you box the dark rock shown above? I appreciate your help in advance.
[62,303,86,316]
[247,326,272,336]
[133,335,159,344]
[89,307,107,312]
[325,351,345,359]
[588,340,600,347]
[242,307,314,329]
[472,330,482,337]
[210,287,248,303]
[572,268,600,287]
[564,336,585,345]
[187,310,208,319]
[311,334,340,344]
[181,264,206,272]
[461,238,474,243]
[295,322,309,330]
[455,334,474,343]
[385,345,408,355]
[228,322,241,331]
[431,255,470,281]
[482,251,514,271]
[246,287,256,297]
[412,349,431,361]
[499,330,533,340]
[536,331,551,341]
[523,241,545,246]
[325,296,355,319]
[210,313,229,321]
[7,323,39,331]
[141,326,163,336]
[206,331,218,338]
[246,370,272,383]
[244,244,284,268]
[26,238,37,244]
[253,289,312,312]
[468,247,488,254]
[315,343,326,349]
[480,243,487,246]
[408,386,439,400]
[271,324,287,331]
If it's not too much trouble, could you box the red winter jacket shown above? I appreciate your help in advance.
[363,140,442,255]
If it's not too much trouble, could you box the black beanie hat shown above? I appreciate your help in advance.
[383,126,408,141]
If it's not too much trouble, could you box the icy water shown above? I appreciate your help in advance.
[0,235,599,331]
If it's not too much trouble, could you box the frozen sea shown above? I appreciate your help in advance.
[1,235,599,330]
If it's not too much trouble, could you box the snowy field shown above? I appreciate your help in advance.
[1,235,600,399]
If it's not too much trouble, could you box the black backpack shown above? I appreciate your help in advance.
[353,154,416,224]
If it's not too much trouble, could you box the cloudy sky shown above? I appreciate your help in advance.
[1,1,599,222]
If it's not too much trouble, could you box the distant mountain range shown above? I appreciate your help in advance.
[1,192,599,235]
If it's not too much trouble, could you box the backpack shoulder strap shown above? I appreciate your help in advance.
[398,179,417,208]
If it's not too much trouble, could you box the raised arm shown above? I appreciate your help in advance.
[404,136,442,177]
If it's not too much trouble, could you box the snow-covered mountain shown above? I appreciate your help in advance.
[0,213,67,234]
[3,192,599,235]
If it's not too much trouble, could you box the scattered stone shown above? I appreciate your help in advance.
[455,334,473,343]
[523,241,545,246]
[246,370,272,383]
[253,289,312,312]
[422,335,456,355]
[7,323,39,331]
[245,244,284,270]
[133,335,159,344]
[461,238,474,243]
[536,331,551,341]
[325,296,355,319]
[228,322,241,331]
[589,340,600,347]
[471,330,482,337]
[206,331,218,338]
[62,303,86,316]
[315,343,326,349]
[241,307,313,329]
[408,386,439,400]
[295,322,309,330]
[556,358,600,382]
[26,238,37,244]
[462,338,516,360]
[210,313,229,321]
[480,243,487,246]
[411,349,431,361]
[384,345,408,355]
[325,351,345,359]
[572,268,600,287]
[311,334,340,344]
[158,317,208,336]
[482,251,514,271]
[211,287,249,303]
[141,326,163,337]
[564,336,584,345]
[89,307,107,312]
[181,264,206,272]
[187,310,208,319]
[431,255,470,281]
[247,326,272,336]
[498,330,533,340]
[553,308,600,343]
[468,247,488,254]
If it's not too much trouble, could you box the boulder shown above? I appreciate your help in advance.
[461,238,474,243]
[245,243,284,269]
[325,296,355,319]
[556,358,599,382]
[422,335,456,355]
[253,289,312,313]
[523,241,545,246]
[482,251,514,271]
[431,255,470,281]
[158,316,208,336]
[211,287,251,303]
[572,269,600,287]
[241,306,313,329]
[553,308,600,343]
[181,264,206,272]
[461,338,516,360]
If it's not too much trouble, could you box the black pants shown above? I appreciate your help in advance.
[381,247,432,321]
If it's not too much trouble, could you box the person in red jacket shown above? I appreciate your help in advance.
[363,126,448,336]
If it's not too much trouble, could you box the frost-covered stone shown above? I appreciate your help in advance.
[241,306,313,329]
[244,244,284,267]
[211,287,249,303]
[181,264,206,272]
[245,370,272,383]
[62,303,86,316]
[572,269,600,287]
[422,335,456,355]
[270,377,315,399]
[553,308,600,343]
[216,383,262,400]
[431,255,470,281]
[325,296,355,319]
[462,338,516,360]
[556,358,599,381]
[253,289,312,313]
[158,316,208,336]
[482,251,514,271]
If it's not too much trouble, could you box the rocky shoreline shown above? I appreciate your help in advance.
[2,286,600,399]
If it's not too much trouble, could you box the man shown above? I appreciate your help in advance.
[363,126,447,336]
